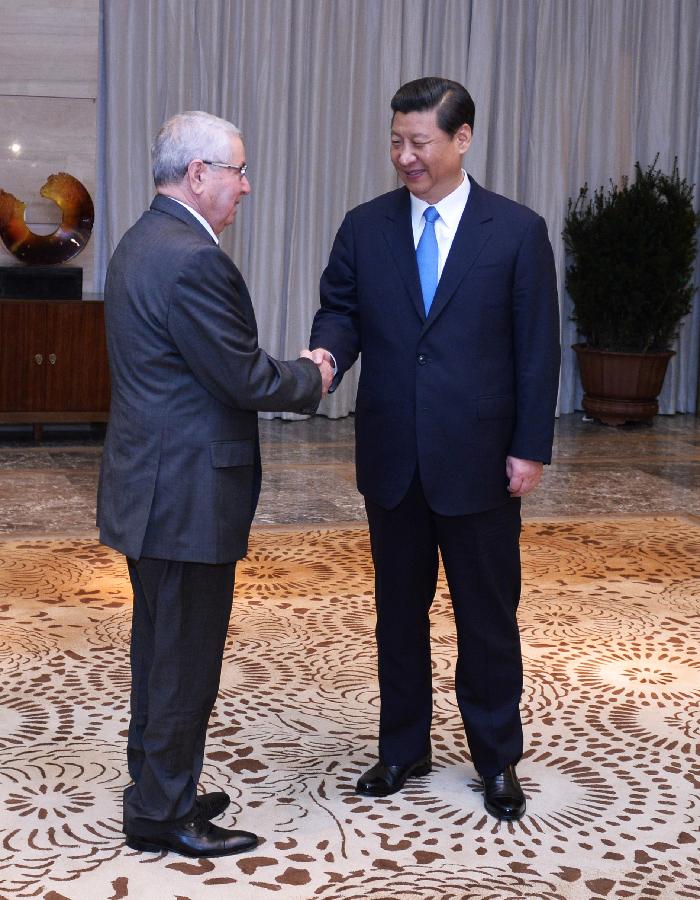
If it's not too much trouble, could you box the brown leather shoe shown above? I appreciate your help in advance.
[356,754,432,796]
[481,764,526,821]
[126,812,258,857]
[195,791,230,820]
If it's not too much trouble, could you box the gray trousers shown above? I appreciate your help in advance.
[123,556,235,836]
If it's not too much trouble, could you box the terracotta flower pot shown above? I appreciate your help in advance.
[572,344,674,425]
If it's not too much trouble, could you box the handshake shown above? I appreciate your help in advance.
[299,347,334,397]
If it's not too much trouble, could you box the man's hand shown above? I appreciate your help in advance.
[307,347,334,368]
[299,348,333,396]
[506,456,543,497]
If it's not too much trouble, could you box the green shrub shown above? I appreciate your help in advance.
[562,158,698,352]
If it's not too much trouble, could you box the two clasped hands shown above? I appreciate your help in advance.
[299,347,335,397]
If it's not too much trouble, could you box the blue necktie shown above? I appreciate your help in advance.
[416,206,440,315]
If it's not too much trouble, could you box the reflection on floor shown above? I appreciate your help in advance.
[0,412,699,537]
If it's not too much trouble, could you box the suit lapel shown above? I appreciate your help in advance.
[381,189,426,323]
[424,178,493,330]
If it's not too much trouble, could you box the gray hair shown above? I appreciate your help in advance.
[151,111,241,187]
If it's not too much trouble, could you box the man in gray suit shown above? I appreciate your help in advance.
[97,110,331,858]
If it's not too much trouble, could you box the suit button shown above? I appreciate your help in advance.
[417,353,427,365]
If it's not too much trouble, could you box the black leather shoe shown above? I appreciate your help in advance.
[481,764,526,821]
[126,812,259,857]
[195,791,230,820]
[356,754,432,796]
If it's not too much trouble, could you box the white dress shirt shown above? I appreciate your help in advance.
[410,170,471,279]
[168,197,219,244]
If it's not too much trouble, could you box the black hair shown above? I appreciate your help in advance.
[390,77,475,135]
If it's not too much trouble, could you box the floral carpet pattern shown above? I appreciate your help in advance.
[0,517,699,900]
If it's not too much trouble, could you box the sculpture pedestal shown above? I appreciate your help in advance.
[0,265,83,300]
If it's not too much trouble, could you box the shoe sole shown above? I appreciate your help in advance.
[356,762,432,797]
[125,835,259,856]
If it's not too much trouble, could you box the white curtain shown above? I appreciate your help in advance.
[97,0,700,417]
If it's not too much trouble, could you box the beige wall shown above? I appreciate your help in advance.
[0,0,99,289]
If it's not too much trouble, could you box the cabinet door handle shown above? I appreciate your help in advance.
[49,353,57,365]
[34,354,43,365]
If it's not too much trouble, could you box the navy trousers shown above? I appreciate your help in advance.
[364,473,523,777]
[123,556,235,835]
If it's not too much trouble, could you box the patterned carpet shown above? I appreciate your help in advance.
[1,517,699,900]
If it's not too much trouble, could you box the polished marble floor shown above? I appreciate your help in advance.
[0,412,699,538]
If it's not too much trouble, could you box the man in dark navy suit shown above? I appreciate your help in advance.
[310,78,560,820]
[98,111,331,857]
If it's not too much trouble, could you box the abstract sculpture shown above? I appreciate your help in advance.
[0,173,94,265]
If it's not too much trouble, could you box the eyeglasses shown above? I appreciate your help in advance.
[202,160,247,177]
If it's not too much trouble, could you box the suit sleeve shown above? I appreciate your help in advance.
[167,245,321,414]
[310,213,362,387]
[509,215,561,463]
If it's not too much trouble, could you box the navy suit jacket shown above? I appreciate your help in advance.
[97,195,320,564]
[310,178,561,514]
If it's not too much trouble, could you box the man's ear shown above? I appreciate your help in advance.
[455,124,472,154]
[186,159,208,195]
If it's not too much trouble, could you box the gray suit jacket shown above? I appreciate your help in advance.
[97,194,320,563]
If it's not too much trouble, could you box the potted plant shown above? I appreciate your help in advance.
[562,157,698,425]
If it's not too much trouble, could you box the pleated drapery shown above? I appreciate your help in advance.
[97,0,700,417]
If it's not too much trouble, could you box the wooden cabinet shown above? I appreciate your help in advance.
[0,298,110,437]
